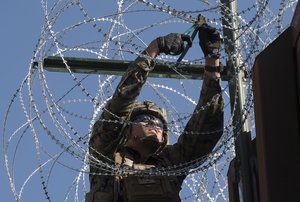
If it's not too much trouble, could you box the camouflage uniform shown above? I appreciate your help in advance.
[86,55,224,202]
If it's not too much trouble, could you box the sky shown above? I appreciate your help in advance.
[1,2,43,200]
[1,1,298,202]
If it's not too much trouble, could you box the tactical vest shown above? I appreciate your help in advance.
[86,152,182,202]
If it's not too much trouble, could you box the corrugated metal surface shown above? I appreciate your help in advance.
[252,2,300,201]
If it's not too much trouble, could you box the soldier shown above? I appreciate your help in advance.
[86,22,224,202]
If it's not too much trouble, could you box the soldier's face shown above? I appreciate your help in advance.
[131,115,164,143]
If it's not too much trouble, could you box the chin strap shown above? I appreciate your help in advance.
[139,135,162,153]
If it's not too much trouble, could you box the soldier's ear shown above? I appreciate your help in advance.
[161,136,165,143]
[124,125,133,141]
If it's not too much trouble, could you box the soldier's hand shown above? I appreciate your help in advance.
[156,33,192,55]
[198,24,222,58]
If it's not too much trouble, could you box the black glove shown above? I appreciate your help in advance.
[198,24,222,58]
[156,33,192,55]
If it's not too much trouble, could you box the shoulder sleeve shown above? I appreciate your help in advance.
[162,73,224,165]
[89,56,155,158]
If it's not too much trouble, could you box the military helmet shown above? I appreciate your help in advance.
[130,100,169,147]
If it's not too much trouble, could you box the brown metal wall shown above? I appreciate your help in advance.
[252,2,300,200]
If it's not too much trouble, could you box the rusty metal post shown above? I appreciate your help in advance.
[220,0,255,201]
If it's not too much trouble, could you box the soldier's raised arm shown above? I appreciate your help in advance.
[163,23,224,164]
[89,33,192,158]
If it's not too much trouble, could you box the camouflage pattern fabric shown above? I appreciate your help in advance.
[86,54,224,202]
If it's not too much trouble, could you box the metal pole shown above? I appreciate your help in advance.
[220,0,254,201]
[43,56,230,81]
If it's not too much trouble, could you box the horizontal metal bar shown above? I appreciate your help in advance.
[43,56,229,80]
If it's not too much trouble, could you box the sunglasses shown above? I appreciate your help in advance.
[132,114,164,130]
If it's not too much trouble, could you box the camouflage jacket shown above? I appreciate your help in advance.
[86,55,224,202]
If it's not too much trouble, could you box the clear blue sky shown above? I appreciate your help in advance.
[1,2,43,200]
[1,1,297,201]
